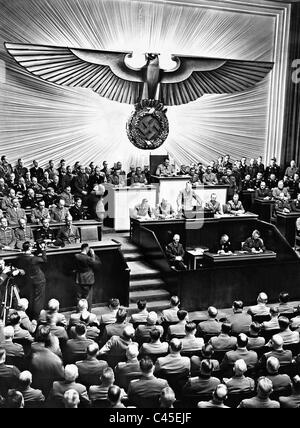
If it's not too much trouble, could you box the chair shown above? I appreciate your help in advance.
[157,369,190,398]
[283,342,300,356]
[181,393,212,408]
[79,225,99,242]
[278,312,296,320]
[180,349,202,358]
[91,399,111,408]
[225,390,255,408]
[252,314,271,323]
[261,329,280,342]
[211,350,227,363]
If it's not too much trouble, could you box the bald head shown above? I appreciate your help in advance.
[233,359,247,377]
[126,343,139,360]
[257,377,273,398]
[266,356,280,374]
[271,334,284,350]
[257,292,268,304]
[208,306,218,318]
[160,387,176,408]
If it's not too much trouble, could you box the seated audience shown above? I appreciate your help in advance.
[255,181,271,199]
[30,200,50,224]
[35,218,55,244]
[139,327,169,357]
[155,338,190,375]
[237,377,280,408]
[0,326,25,360]
[63,323,94,364]
[291,193,300,212]
[181,322,204,353]
[279,375,300,408]
[6,198,27,226]
[0,217,16,250]
[191,344,220,375]
[220,334,258,374]
[226,193,245,215]
[76,343,108,388]
[39,298,67,327]
[209,322,237,351]
[128,357,169,408]
[108,385,126,408]
[223,359,255,395]
[18,371,45,406]
[101,308,132,343]
[115,344,142,390]
[161,296,180,323]
[197,307,221,337]
[59,185,74,208]
[265,357,292,394]
[277,316,300,345]
[274,192,291,213]
[202,167,218,186]
[247,292,270,317]
[277,292,295,315]
[16,298,37,334]
[183,359,220,396]
[247,322,266,350]
[99,325,137,365]
[99,298,120,325]
[51,198,69,223]
[135,312,164,344]
[227,301,252,335]
[130,300,149,324]
[260,335,293,368]
[14,218,34,250]
[197,384,229,408]
[272,180,291,200]
[69,197,85,221]
[167,310,189,339]
[5,389,24,409]
[0,349,20,398]
[262,307,280,331]
[159,387,176,408]
[8,311,34,342]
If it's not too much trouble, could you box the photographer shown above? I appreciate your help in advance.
[16,241,47,319]
[0,258,24,321]
[74,243,101,311]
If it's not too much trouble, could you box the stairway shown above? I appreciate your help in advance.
[120,239,171,314]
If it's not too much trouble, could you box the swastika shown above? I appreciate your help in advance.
[137,114,161,140]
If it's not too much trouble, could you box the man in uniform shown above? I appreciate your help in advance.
[55,215,80,246]
[155,158,175,177]
[226,193,245,215]
[50,198,69,223]
[6,198,27,227]
[242,230,266,253]
[205,193,222,214]
[30,200,50,225]
[14,218,34,250]
[177,181,202,215]
[0,217,16,250]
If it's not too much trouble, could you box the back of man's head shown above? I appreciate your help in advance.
[200,359,213,377]
[271,334,284,350]
[257,292,268,304]
[279,292,289,304]
[75,323,86,337]
[126,343,139,360]
[101,367,115,386]
[213,384,228,403]
[64,364,78,382]
[116,307,128,323]
[87,343,99,358]
[221,322,232,335]
[266,356,280,374]
[257,377,273,398]
[150,327,161,342]
[169,338,182,353]
[109,298,120,310]
[237,333,248,348]
[177,310,188,322]
[170,296,180,308]
[6,390,24,408]
[160,387,176,408]
[202,344,214,359]
[185,322,197,335]
[108,385,121,404]
[77,299,88,311]
[137,300,147,311]
[208,306,218,318]
[122,325,135,340]
[64,389,80,408]
[19,371,32,389]
[47,298,59,313]
[278,316,290,331]
[9,311,20,326]
[140,357,154,375]
[233,300,243,311]
[233,359,247,377]
[4,326,14,340]
[147,311,158,325]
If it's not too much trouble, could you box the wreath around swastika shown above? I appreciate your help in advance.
[126,101,169,150]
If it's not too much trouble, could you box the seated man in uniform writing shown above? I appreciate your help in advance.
[133,198,154,220]
[217,234,233,255]
[242,230,265,253]
[156,199,175,219]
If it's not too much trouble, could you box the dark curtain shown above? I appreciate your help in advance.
[281,2,300,168]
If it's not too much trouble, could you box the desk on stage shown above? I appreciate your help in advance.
[276,211,299,246]
[240,190,256,212]
[204,250,277,263]
[1,241,129,311]
[151,176,228,211]
[252,198,275,223]
[105,183,157,231]
[186,247,209,270]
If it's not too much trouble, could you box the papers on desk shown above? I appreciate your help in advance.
[189,247,209,256]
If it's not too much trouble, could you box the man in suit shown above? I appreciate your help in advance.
[279,375,300,408]
[227,300,252,335]
[223,359,255,395]
[183,359,220,396]
[0,349,20,398]
[197,384,229,409]
[101,308,132,344]
[135,312,164,344]
[99,326,137,367]
[139,327,169,358]
[260,334,293,368]
[220,334,258,376]
[205,193,222,214]
[128,357,169,408]
[247,292,271,317]
[50,198,69,223]
[165,234,187,270]
[74,243,101,311]
[30,160,44,182]
[76,343,108,388]
[115,344,142,390]
[18,370,45,406]
[209,322,237,351]
[0,217,16,250]
[237,377,280,408]
[130,300,149,324]
[30,200,50,225]
[6,198,27,227]
[167,310,188,339]
[247,322,266,350]
[181,322,204,353]
[155,338,190,376]
[0,326,25,361]
[161,296,180,323]
[99,298,120,325]
[197,306,221,337]
[63,323,94,364]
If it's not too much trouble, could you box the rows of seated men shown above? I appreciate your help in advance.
[0,291,300,409]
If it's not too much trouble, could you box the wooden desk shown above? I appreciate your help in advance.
[2,241,129,311]
[276,211,300,246]
[204,250,277,263]
[240,190,256,212]
[186,247,209,270]
[105,184,157,231]
[252,198,275,223]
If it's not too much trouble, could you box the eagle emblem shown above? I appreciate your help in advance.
[5,43,274,150]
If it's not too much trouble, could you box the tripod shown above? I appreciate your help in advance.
[0,277,20,325]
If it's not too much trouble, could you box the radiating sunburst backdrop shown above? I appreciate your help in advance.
[0,0,277,169]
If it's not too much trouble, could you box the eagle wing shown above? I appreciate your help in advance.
[4,43,144,104]
[160,55,274,106]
